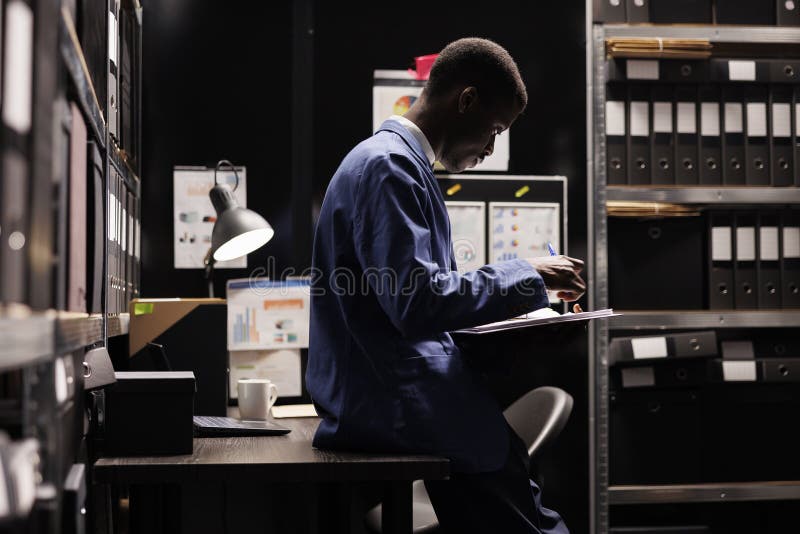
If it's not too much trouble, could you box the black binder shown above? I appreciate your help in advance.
[626,0,649,22]
[768,59,800,83]
[777,0,800,26]
[699,85,722,185]
[709,212,734,309]
[760,359,800,382]
[87,142,104,314]
[722,85,746,185]
[649,0,711,23]
[734,212,758,309]
[607,84,627,185]
[609,217,705,310]
[594,0,626,22]
[107,0,120,143]
[716,0,776,25]
[609,330,718,364]
[68,103,88,313]
[758,212,782,309]
[663,60,711,83]
[78,0,108,115]
[796,86,800,187]
[713,59,768,83]
[782,210,800,307]
[650,85,674,185]
[744,85,770,185]
[771,85,794,186]
[628,84,651,185]
[674,85,698,185]
[624,59,660,81]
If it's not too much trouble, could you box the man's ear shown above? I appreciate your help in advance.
[458,86,478,114]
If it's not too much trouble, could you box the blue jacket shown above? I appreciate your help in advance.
[306,119,549,473]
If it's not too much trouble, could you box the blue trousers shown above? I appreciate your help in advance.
[424,427,569,534]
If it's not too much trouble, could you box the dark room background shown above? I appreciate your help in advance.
[140,0,588,529]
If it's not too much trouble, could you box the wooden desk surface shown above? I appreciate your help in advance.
[93,417,449,485]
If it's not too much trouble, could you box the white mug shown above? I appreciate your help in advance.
[237,378,278,420]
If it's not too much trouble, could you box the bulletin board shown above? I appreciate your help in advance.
[438,174,568,306]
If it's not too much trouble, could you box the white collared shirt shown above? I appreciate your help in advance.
[389,114,436,166]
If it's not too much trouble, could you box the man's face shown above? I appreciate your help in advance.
[439,89,522,173]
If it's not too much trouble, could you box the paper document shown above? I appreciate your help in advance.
[453,308,617,334]
[271,404,318,419]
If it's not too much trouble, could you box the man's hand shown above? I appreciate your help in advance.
[525,255,586,302]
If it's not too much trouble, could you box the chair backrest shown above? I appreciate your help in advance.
[503,386,574,460]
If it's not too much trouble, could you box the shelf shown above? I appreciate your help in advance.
[55,313,104,354]
[109,144,141,197]
[607,187,800,205]
[602,24,800,44]
[107,313,130,338]
[0,310,127,370]
[609,481,800,505]
[609,310,800,330]
[59,6,106,148]
[0,311,56,372]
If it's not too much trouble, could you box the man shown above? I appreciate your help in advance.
[307,38,584,533]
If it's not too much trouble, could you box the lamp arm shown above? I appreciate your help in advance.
[203,248,216,298]
[214,159,241,191]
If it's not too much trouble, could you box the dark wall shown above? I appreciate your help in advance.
[141,0,295,297]
[142,1,588,299]
[310,10,588,528]
[141,0,588,529]
[312,2,588,276]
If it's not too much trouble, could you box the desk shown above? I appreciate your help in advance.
[93,417,449,534]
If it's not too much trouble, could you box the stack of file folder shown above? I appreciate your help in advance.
[708,209,800,309]
[605,57,800,187]
[606,201,699,217]
[611,333,800,388]
[595,0,800,25]
[610,330,719,389]
[606,38,712,59]
[609,333,800,485]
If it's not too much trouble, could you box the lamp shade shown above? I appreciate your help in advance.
[209,183,274,262]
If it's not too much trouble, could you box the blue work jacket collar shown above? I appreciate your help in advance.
[376,119,435,172]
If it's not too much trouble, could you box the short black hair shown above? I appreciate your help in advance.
[425,37,527,110]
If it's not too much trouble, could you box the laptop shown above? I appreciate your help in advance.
[193,416,291,437]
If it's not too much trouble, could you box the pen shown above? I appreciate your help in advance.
[547,242,557,256]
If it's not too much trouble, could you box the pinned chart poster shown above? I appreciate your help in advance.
[489,202,560,263]
[227,279,310,351]
[173,166,247,269]
[445,201,486,273]
[229,349,302,398]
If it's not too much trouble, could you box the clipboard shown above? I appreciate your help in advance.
[453,309,617,335]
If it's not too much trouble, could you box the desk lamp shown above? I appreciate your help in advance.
[204,159,274,296]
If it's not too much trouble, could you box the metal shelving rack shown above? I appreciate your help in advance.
[1,2,140,529]
[586,19,800,534]
[608,186,800,204]
[609,481,800,505]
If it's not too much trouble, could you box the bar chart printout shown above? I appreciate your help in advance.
[226,279,310,350]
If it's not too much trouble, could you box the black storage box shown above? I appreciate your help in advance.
[104,371,195,456]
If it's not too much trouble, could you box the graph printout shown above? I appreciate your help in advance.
[227,279,310,351]
[489,202,560,263]
[445,201,486,273]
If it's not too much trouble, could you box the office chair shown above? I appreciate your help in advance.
[365,386,574,533]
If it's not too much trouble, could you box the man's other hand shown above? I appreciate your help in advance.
[525,255,586,302]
